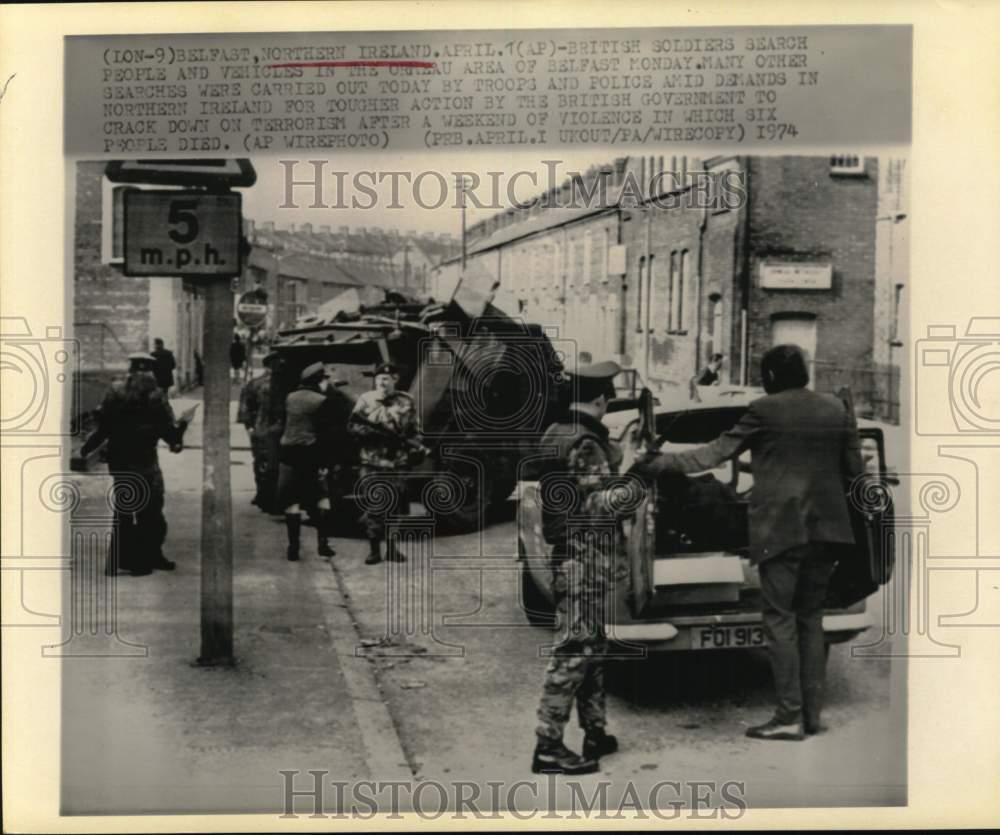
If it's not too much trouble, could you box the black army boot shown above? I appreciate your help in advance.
[582,729,619,759]
[285,513,301,562]
[316,510,335,558]
[365,537,382,565]
[531,738,599,775]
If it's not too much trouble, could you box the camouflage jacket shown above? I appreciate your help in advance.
[539,408,628,550]
[238,373,282,436]
[349,389,419,469]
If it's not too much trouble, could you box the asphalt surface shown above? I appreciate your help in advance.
[61,398,907,815]
[333,503,907,810]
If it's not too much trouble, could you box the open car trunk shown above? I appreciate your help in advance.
[626,406,894,619]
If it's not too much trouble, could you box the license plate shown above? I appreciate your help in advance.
[692,624,765,650]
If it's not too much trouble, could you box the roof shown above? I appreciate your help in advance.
[276,253,361,286]
[440,182,625,265]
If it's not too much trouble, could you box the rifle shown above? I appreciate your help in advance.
[636,387,657,455]
[348,412,428,455]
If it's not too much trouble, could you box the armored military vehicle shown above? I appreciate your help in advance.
[269,286,572,531]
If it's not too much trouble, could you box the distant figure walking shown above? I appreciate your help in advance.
[230,334,246,382]
[150,337,176,398]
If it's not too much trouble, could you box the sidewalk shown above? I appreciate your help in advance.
[169,375,256,452]
[62,439,409,815]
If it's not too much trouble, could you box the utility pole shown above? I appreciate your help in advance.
[108,159,254,669]
[199,274,234,665]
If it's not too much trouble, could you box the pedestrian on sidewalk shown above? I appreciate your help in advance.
[77,353,196,576]
[689,352,724,402]
[531,360,631,775]
[631,344,865,740]
[150,337,176,399]
[230,333,246,383]
[238,351,282,514]
[194,350,204,387]
[348,363,424,565]
[277,362,338,561]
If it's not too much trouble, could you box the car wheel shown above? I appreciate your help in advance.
[518,539,556,627]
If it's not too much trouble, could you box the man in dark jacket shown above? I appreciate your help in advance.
[632,344,865,740]
[230,334,247,382]
[238,351,282,513]
[78,353,194,576]
[276,362,351,561]
[150,338,176,398]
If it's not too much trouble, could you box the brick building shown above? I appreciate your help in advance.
[432,154,904,422]
[240,221,459,335]
[73,162,205,414]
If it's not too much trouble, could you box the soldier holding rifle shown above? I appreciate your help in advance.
[532,360,638,775]
[349,362,427,565]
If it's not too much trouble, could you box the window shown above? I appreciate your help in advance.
[668,250,686,331]
[890,283,904,344]
[584,231,593,284]
[830,155,866,176]
[636,256,646,333]
[646,255,657,333]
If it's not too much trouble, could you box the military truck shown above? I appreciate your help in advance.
[268,287,572,531]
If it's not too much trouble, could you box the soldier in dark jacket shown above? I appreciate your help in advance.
[277,362,349,561]
[78,354,194,576]
[532,360,636,775]
[632,344,865,741]
[238,351,282,513]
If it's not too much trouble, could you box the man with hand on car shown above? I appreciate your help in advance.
[630,344,865,741]
[532,359,640,775]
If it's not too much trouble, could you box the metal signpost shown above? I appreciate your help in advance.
[111,159,256,667]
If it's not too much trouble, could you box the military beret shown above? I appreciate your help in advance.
[300,361,326,383]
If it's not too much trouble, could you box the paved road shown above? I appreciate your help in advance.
[330,504,907,811]
[60,400,907,814]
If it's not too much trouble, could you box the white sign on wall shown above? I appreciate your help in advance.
[759,262,833,290]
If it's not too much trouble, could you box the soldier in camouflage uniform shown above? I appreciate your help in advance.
[532,360,635,775]
[349,363,423,565]
[238,351,281,514]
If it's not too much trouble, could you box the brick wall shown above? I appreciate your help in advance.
[745,156,879,408]
[73,162,151,372]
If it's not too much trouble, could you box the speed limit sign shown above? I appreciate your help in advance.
[123,190,242,278]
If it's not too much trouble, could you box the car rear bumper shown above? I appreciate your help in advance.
[605,611,872,651]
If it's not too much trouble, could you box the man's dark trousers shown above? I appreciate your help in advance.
[758,543,839,728]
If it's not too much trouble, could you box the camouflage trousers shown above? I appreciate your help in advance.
[535,558,609,742]
[357,466,408,541]
[250,432,279,512]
